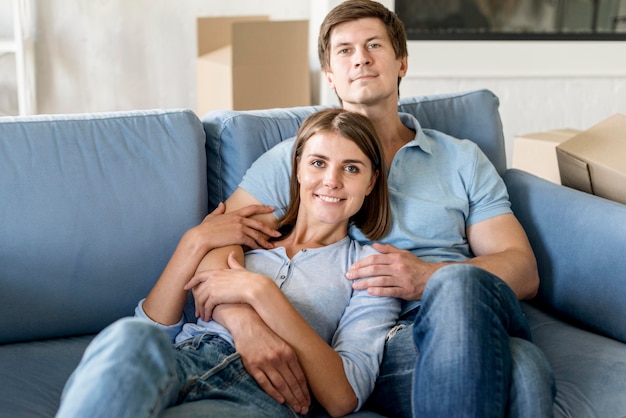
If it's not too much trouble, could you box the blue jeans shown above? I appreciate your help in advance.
[366,264,555,418]
[56,318,302,418]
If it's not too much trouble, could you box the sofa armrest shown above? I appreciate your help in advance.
[504,169,626,343]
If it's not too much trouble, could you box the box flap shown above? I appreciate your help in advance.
[557,150,593,194]
[557,114,626,171]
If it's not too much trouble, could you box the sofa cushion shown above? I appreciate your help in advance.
[505,169,626,344]
[203,89,505,211]
[0,110,207,343]
[523,303,626,418]
[0,335,94,416]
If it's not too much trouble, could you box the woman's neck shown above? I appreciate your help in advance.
[277,221,348,259]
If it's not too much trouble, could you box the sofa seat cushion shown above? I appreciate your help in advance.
[0,333,384,418]
[0,335,95,416]
[523,303,626,418]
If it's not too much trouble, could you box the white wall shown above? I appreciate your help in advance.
[1,0,625,166]
[0,0,310,116]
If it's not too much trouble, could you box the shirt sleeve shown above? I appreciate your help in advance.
[465,145,512,226]
[331,246,402,411]
[238,138,295,219]
[134,298,184,343]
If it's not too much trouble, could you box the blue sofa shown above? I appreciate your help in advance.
[1,90,625,417]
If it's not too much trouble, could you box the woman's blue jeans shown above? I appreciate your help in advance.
[366,264,555,418]
[56,319,302,418]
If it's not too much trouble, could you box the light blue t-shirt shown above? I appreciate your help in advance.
[239,112,512,315]
[136,237,400,410]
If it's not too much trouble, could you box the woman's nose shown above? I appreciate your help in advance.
[323,169,341,188]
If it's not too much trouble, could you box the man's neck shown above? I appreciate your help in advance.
[347,101,414,167]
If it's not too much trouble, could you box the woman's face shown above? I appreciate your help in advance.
[296,131,377,228]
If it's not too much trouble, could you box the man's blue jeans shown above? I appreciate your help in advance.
[56,318,301,418]
[366,264,555,418]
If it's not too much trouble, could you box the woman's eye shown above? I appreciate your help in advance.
[312,160,324,168]
[345,165,359,173]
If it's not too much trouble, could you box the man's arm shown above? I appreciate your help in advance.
[191,187,311,414]
[348,214,539,301]
[464,213,539,299]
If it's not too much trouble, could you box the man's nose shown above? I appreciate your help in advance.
[354,47,372,67]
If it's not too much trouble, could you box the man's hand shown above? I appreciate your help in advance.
[194,202,281,251]
[346,242,446,300]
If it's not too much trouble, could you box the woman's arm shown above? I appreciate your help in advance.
[187,253,360,417]
[142,203,277,325]
[190,189,311,414]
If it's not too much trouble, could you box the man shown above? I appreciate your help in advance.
[192,1,555,416]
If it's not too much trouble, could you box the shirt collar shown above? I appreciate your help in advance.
[399,112,432,155]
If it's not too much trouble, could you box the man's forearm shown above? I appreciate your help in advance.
[465,248,539,300]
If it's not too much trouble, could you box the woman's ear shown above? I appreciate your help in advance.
[365,170,379,196]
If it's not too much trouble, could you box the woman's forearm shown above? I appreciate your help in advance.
[143,229,211,325]
[248,281,358,417]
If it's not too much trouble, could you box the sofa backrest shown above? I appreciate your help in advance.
[203,89,505,211]
[505,169,626,344]
[0,110,207,343]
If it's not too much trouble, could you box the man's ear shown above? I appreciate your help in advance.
[398,56,408,78]
[324,70,335,89]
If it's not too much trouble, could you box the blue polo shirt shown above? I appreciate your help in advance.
[239,112,512,314]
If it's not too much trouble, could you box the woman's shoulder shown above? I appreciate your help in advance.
[347,239,379,261]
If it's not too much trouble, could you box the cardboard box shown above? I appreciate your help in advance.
[196,17,310,116]
[556,114,626,204]
[512,128,580,184]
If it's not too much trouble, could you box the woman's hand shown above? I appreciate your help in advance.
[185,252,274,321]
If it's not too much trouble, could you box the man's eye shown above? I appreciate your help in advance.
[368,43,380,49]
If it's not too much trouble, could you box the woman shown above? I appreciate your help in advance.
[56,108,399,418]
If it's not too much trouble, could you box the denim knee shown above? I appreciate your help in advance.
[425,264,506,298]
[422,264,531,340]
[509,338,555,418]
[58,318,178,418]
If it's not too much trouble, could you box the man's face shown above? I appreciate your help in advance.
[324,17,407,110]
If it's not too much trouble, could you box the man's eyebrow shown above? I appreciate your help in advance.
[333,35,381,47]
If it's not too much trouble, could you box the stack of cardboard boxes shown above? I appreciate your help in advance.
[513,114,626,205]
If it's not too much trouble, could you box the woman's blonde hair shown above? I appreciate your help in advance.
[278,108,391,240]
